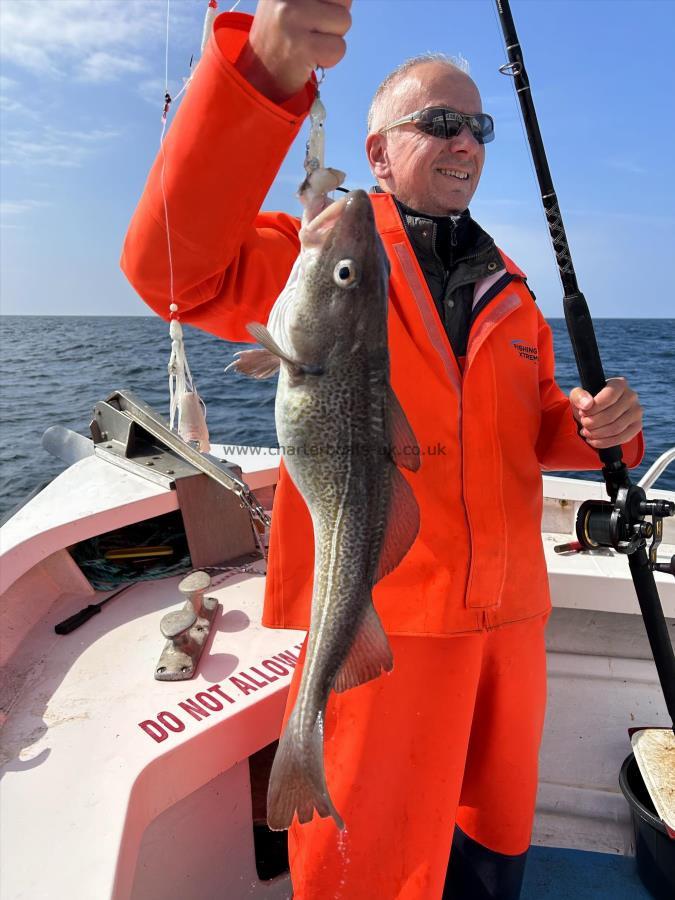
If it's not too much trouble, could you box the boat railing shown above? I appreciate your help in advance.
[638,446,675,491]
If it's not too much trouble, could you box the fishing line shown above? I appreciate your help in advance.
[161,0,173,308]
[164,0,171,91]
[158,0,241,450]
[161,0,186,441]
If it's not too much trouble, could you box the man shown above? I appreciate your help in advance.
[122,2,643,897]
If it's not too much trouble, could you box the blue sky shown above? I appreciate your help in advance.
[1,0,674,318]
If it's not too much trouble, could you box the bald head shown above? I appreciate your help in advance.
[367,55,480,135]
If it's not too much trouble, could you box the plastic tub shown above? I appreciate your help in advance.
[619,753,674,900]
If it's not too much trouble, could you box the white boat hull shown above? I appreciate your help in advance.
[1,444,673,898]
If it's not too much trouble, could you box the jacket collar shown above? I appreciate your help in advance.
[370,187,504,284]
[368,189,527,280]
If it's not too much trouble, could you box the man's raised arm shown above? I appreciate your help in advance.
[120,2,351,342]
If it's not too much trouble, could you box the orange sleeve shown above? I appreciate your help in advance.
[120,12,315,342]
[535,311,644,471]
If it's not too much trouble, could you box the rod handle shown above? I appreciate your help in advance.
[563,291,622,465]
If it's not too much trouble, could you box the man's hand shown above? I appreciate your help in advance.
[240,0,352,103]
[569,377,643,449]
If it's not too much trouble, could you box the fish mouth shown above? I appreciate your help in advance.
[323,190,375,249]
[339,190,374,228]
[300,190,374,251]
[300,197,347,249]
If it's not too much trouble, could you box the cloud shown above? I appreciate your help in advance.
[0,94,28,115]
[0,0,191,81]
[78,51,147,84]
[1,126,120,167]
[137,76,166,107]
[0,199,51,215]
[481,94,518,111]
[0,198,51,230]
[0,1,200,170]
[604,158,648,176]
[0,73,36,117]
[566,207,675,228]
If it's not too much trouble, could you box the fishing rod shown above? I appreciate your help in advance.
[493,0,675,729]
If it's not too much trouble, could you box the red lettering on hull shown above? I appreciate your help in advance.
[138,720,169,743]
[138,646,301,743]
[195,691,224,711]
[207,684,235,704]
[240,671,268,689]
[229,675,258,695]
[263,659,288,676]
[275,651,298,668]
[157,711,184,732]
[251,665,278,683]
[178,699,210,721]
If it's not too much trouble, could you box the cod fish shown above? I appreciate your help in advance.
[231,189,420,831]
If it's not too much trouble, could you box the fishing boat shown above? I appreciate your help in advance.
[1,389,673,899]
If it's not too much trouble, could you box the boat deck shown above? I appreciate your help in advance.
[522,846,651,899]
[1,443,673,899]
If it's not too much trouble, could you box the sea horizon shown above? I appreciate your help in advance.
[2,313,674,320]
[0,315,673,518]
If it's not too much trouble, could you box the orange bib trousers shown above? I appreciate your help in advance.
[284,614,549,900]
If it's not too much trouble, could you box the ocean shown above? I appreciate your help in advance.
[0,316,673,520]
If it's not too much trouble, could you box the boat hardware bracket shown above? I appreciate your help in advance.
[90,390,270,529]
[155,570,219,681]
[90,392,236,489]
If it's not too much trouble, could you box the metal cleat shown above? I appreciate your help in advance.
[155,571,220,681]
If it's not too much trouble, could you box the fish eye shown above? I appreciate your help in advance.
[333,259,359,289]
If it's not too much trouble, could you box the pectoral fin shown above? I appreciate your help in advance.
[246,323,324,376]
[333,602,393,693]
[388,386,420,472]
[375,465,420,583]
[225,348,280,379]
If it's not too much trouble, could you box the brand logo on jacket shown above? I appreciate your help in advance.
[511,339,538,362]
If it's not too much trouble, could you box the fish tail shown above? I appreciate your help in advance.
[267,710,344,832]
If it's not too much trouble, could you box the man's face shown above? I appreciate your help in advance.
[371,63,486,216]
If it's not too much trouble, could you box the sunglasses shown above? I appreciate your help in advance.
[379,106,495,145]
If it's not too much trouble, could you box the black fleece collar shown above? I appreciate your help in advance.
[370,185,500,274]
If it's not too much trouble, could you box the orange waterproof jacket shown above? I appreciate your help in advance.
[121,12,643,636]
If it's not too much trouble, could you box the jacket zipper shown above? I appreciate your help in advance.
[451,231,479,615]
[461,291,523,614]
[391,236,518,621]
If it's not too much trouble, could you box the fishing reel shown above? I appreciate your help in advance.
[572,483,675,575]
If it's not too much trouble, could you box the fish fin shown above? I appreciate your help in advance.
[225,348,280,379]
[333,602,393,693]
[375,465,420,583]
[246,322,324,376]
[388,385,420,472]
[266,710,344,832]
